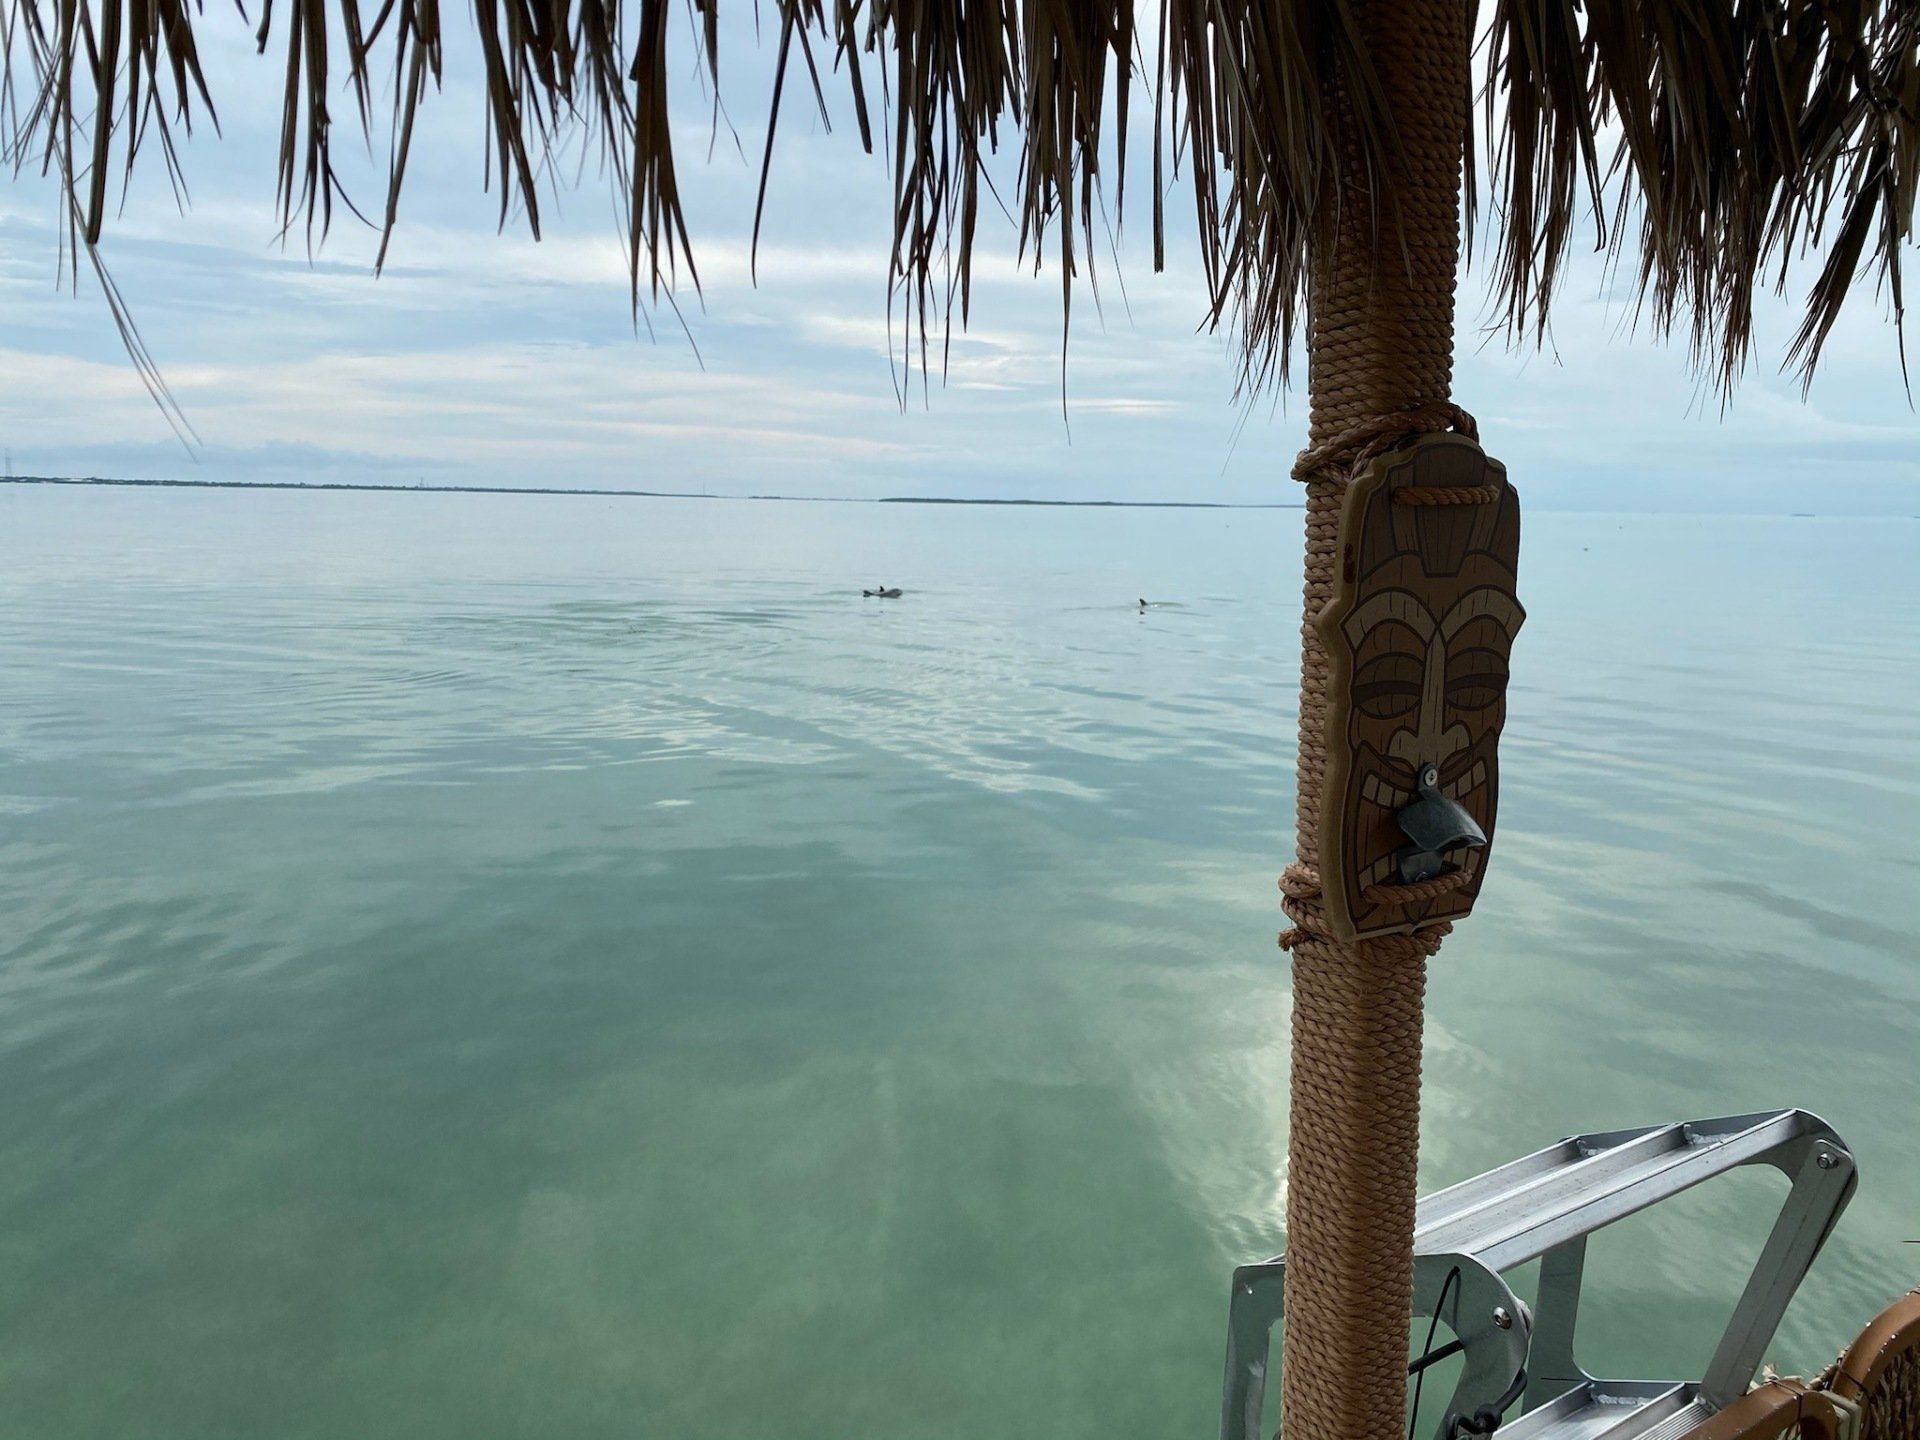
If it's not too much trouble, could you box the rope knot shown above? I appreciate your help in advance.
[1278,862,1451,962]
[1290,404,1478,482]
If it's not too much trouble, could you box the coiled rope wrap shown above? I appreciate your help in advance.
[1276,0,1472,1436]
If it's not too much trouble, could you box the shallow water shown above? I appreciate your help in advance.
[1,486,1915,1439]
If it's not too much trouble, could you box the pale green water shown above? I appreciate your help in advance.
[0,486,1915,1440]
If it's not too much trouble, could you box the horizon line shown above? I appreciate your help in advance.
[0,474,1300,511]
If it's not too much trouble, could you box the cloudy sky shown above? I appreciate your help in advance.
[1,10,1914,513]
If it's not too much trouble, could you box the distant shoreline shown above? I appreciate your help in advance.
[0,474,1298,511]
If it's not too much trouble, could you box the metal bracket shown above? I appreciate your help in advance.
[1222,1109,1855,1440]
[1225,1252,1530,1440]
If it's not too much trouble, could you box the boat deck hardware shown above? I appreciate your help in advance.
[1222,1109,1855,1440]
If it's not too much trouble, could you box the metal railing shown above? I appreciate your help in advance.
[1223,1110,1857,1440]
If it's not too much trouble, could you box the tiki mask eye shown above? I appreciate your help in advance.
[1446,645,1508,714]
[1353,652,1424,720]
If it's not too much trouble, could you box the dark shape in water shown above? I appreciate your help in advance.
[863,586,903,599]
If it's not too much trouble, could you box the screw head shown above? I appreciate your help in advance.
[1817,1150,1841,1170]
[1492,1306,1513,1330]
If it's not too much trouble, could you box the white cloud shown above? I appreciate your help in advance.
[0,5,1913,511]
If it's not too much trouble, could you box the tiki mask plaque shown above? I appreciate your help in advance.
[1315,434,1523,942]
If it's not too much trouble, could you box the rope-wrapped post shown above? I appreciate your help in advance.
[1278,0,1472,1435]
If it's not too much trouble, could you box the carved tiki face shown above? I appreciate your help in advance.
[1314,435,1523,942]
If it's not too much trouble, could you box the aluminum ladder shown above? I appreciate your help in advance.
[1223,1109,1856,1440]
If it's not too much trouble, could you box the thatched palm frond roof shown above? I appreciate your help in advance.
[3,0,1914,393]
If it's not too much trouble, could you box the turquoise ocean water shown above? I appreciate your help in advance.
[1,485,1915,1438]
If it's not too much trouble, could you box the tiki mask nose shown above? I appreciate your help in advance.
[1394,763,1486,883]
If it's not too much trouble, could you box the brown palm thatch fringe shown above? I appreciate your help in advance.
[2,0,1913,391]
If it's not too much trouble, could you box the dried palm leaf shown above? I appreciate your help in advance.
[2,0,1913,396]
